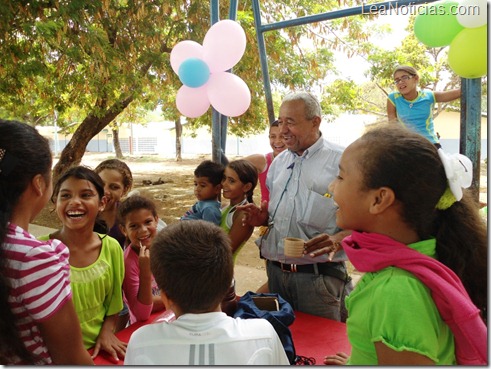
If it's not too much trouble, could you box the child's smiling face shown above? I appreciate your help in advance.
[56,177,105,231]
[269,125,286,157]
[221,167,250,205]
[120,208,159,250]
[329,141,373,232]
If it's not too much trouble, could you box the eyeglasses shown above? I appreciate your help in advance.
[394,75,414,85]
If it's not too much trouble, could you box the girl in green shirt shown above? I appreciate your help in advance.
[324,124,486,365]
[43,166,125,363]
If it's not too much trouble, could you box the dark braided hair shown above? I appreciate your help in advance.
[94,158,133,192]
[227,159,258,204]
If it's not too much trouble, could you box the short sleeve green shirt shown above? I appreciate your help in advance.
[39,233,124,349]
[345,238,456,365]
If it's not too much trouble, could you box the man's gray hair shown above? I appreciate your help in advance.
[282,91,321,120]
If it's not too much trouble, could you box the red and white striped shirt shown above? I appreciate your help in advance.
[4,223,72,364]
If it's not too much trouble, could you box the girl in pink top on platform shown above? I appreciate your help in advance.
[245,120,286,206]
[0,119,92,365]
[258,120,286,205]
[118,195,165,324]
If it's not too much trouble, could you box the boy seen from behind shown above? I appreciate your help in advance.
[181,160,224,225]
[124,220,289,365]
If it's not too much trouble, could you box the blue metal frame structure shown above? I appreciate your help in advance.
[210,0,238,165]
[460,78,483,193]
[211,0,483,194]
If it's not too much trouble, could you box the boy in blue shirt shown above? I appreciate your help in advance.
[181,160,224,225]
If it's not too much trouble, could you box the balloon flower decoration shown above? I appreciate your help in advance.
[170,20,251,118]
[414,0,487,79]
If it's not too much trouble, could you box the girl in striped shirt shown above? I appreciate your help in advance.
[0,119,92,364]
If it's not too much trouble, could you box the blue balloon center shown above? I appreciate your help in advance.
[178,58,210,88]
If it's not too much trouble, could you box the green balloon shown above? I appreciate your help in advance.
[448,26,487,79]
[414,0,465,47]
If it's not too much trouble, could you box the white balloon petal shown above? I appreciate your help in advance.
[456,0,487,28]
[170,40,204,75]
[203,20,247,73]
[176,85,210,118]
[207,72,251,117]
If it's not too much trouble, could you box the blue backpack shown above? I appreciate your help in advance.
[234,291,297,364]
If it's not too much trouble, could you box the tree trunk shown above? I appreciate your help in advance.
[53,95,134,181]
[113,127,123,159]
[175,117,182,162]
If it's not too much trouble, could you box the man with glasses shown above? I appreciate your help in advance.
[387,65,461,148]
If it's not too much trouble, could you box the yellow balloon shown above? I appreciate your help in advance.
[448,26,487,78]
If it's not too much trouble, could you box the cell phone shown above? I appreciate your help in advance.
[252,296,279,311]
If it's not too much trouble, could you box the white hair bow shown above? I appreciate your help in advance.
[437,148,473,201]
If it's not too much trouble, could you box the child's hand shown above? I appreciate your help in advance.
[91,330,127,363]
[138,245,151,276]
[324,351,349,365]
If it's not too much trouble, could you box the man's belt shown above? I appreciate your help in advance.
[270,260,350,283]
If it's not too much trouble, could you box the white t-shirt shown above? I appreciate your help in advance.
[124,312,290,365]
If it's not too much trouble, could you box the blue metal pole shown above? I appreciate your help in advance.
[252,0,275,124]
[210,0,219,26]
[210,0,221,164]
[219,0,240,164]
[460,78,482,199]
[229,0,238,19]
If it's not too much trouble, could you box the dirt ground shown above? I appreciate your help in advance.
[33,152,488,295]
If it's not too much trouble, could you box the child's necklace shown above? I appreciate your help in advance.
[405,90,418,108]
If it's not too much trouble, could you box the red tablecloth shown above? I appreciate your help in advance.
[91,309,350,365]
[290,311,351,364]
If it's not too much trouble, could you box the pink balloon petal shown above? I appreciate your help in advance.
[176,85,210,118]
[207,72,251,117]
[203,20,246,73]
[170,40,204,75]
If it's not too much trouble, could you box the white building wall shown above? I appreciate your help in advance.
[37,113,487,159]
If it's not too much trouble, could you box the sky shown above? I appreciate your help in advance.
[334,13,410,83]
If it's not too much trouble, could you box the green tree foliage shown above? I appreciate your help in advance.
[2,0,479,178]
[0,0,353,177]
[1,0,187,177]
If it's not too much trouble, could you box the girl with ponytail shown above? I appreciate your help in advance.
[325,124,486,365]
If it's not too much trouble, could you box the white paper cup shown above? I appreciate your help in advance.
[284,237,305,258]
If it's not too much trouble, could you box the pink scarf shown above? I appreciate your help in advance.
[343,231,487,365]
